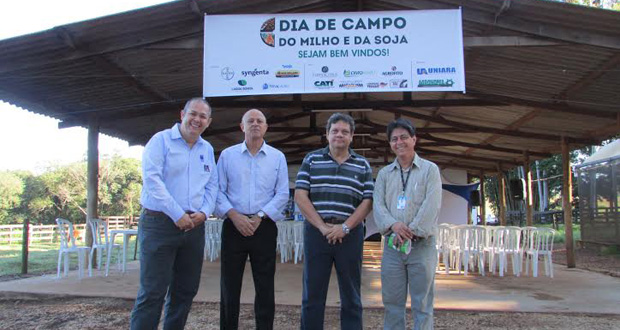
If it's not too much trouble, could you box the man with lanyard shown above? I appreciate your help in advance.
[216,109,289,330]
[373,118,442,330]
[131,97,218,330]
[295,113,374,330]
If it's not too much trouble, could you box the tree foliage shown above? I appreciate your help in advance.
[0,156,142,225]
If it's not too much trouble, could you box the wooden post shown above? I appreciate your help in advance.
[479,170,486,226]
[86,118,99,267]
[524,151,534,226]
[21,219,29,274]
[497,163,507,226]
[561,137,576,268]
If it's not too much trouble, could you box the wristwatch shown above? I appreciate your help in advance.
[257,211,266,219]
[342,223,350,235]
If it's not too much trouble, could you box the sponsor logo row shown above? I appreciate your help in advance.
[220,65,455,81]
[219,65,456,91]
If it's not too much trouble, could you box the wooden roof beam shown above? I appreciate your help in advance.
[559,53,620,100]
[464,90,618,118]
[378,0,620,49]
[378,107,597,144]
[419,133,552,158]
[417,147,520,166]
[207,98,503,109]
[463,109,541,155]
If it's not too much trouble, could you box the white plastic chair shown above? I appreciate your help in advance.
[525,227,556,277]
[519,226,538,270]
[276,221,293,263]
[56,218,90,279]
[204,220,223,261]
[436,223,453,274]
[489,226,522,276]
[292,222,304,264]
[88,219,121,277]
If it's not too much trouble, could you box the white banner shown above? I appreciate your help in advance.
[203,10,465,97]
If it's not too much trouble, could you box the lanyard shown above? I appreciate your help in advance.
[399,165,412,193]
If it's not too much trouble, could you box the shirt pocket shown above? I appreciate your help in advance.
[257,163,278,193]
[411,179,427,205]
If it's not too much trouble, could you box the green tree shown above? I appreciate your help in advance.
[0,171,24,224]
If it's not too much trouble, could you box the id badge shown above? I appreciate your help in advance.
[397,194,407,210]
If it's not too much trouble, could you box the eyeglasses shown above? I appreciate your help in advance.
[390,134,411,143]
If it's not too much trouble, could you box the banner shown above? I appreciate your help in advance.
[203,10,465,97]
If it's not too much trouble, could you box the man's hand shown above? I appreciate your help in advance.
[391,222,413,244]
[189,212,206,228]
[175,214,194,231]
[325,225,345,245]
[318,223,333,236]
[230,212,256,237]
[250,215,263,232]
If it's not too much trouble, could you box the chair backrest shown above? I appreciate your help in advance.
[293,222,304,244]
[56,218,77,249]
[89,218,109,246]
[533,227,555,252]
[471,226,487,251]
[521,226,538,251]
[437,224,453,249]
[504,226,522,252]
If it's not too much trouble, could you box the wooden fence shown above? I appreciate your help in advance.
[0,216,136,245]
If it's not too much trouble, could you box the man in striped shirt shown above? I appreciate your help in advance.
[295,113,373,330]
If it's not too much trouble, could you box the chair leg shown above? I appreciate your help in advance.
[64,253,70,277]
[57,252,63,278]
[89,248,94,277]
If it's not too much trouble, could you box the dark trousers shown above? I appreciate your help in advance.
[300,221,364,330]
[130,211,205,330]
[220,218,278,330]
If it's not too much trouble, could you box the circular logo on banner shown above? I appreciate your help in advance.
[260,18,276,47]
[221,67,235,80]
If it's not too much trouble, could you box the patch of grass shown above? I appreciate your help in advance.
[0,238,138,277]
[535,224,581,244]
[600,245,620,256]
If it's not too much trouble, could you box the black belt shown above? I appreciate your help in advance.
[323,217,346,224]
[143,209,193,217]
[243,214,272,221]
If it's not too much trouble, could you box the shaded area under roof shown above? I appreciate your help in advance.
[0,0,619,174]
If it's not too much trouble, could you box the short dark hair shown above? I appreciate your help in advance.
[386,118,416,140]
[326,113,355,133]
[183,97,212,116]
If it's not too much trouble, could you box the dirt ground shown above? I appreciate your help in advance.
[1,247,619,329]
[1,292,619,330]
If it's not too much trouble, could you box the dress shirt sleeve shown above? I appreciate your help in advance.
[372,169,399,235]
[408,163,442,238]
[142,133,185,222]
[261,152,290,221]
[199,147,219,218]
[215,150,234,218]
[295,153,312,191]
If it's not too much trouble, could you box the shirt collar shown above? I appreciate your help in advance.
[388,153,420,172]
[171,123,205,146]
[241,140,268,155]
[322,146,359,161]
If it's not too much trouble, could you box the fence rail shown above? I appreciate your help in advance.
[0,216,137,245]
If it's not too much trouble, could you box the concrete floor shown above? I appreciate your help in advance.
[0,259,619,315]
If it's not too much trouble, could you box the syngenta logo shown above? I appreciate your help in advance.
[260,18,276,47]
[241,69,269,77]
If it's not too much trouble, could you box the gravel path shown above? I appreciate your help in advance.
[1,293,619,330]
